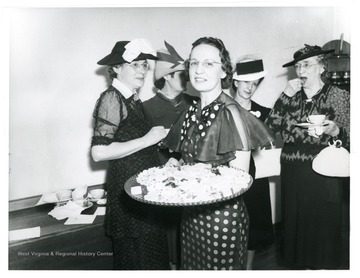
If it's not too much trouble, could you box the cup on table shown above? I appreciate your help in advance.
[88,189,106,200]
[56,189,72,201]
[307,114,326,125]
[72,185,88,200]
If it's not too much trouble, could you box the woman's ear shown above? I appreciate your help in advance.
[319,66,325,74]
[113,65,121,74]
[318,62,326,74]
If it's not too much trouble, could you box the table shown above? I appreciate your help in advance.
[9,202,113,270]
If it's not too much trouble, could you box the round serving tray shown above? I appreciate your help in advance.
[124,169,253,207]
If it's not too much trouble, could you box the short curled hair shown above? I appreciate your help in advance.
[107,64,122,80]
[154,72,175,90]
[154,77,166,90]
[189,37,233,89]
[313,54,329,83]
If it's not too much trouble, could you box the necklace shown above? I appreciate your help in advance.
[305,86,323,102]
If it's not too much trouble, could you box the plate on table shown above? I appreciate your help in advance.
[54,199,72,207]
[88,196,105,202]
[56,200,93,210]
[96,198,107,205]
[124,164,253,207]
[87,191,107,202]
[73,200,93,210]
[82,201,93,210]
[296,123,325,128]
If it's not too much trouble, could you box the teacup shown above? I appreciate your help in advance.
[307,114,326,125]
[72,185,88,200]
[56,189,72,201]
[89,189,106,200]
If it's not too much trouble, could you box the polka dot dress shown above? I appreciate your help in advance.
[181,198,249,270]
[175,97,251,270]
[180,101,221,162]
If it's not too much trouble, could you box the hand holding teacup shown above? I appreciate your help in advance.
[307,114,326,138]
[306,115,340,138]
[321,120,340,137]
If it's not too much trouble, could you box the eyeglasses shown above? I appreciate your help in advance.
[188,59,222,69]
[294,62,318,71]
[124,62,150,71]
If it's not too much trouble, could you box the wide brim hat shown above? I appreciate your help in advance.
[233,59,267,82]
[282,44,335,67]
[97,38,158,66]
[155,41,185,80]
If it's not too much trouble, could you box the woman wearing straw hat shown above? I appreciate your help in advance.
[91,38,170,270]
[143,41,196,165]
[265,44,350,269]
[232,57,274,269]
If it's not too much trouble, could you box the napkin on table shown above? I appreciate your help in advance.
[36,192,60,206]
[64,215,97,225]
[48,201,89,220]
[9,227,41,241]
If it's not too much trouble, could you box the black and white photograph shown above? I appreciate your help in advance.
[2,0,358,274]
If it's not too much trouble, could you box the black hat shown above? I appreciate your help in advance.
[233,59,267,81]
[97,39,158,66]
[282,44,334,67]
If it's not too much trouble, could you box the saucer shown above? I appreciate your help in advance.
[96,198,107,205]
[88,196,105,202]
[55,199,71,207]
[74,201,93,210]
[296,123,325,128]
[87,191,107,202]
[82,201,93,210]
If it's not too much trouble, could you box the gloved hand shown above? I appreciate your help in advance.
[165,157,181,167]
[307,120,339,138]
[307,126,324,138]
[322,120,339,136]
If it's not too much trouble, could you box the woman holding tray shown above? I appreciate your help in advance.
[164,37,275,270]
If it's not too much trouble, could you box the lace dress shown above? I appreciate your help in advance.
[164,92,274,270]
[91,86,169,270]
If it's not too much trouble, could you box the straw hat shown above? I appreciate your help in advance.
[154,41,185,80]
[233,59,267,82]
